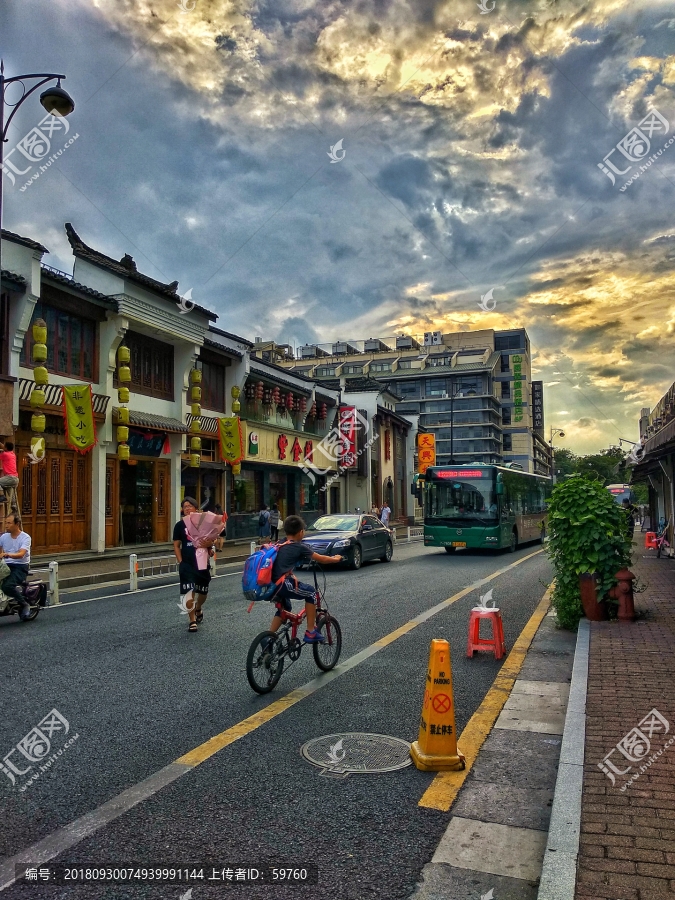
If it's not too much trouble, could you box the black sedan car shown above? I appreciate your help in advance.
[302,514,394,570]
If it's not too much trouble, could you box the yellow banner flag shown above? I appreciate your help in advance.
[62,384,97,454]
[218,416,244,465]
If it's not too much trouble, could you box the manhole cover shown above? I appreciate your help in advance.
[300,733,413,778]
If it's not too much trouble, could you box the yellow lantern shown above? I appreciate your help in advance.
[32,318,47,344]
[232,400,241,413]
[231,463,241,475]
[189,419,201,435]
[118,387,130,403]
[34,366,49,386]
[191,386,202,402]
[191,403,201,417]
[117,345,130,364]
[31,413,46,433]
[118,365,131,383]
[190,436,202,451]
[32,342,48,363]
[116,425,129,443]
[116,407,130,425]
[190,368,202,384]
[30,389,46,408]
[231,385,240,399]
[118,443,130,461]
[189,453,200,468]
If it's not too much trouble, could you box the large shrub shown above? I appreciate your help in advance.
[547,475,633,629]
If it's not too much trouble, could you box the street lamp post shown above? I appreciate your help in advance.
[0,60,75,282]
[549,427,566,483]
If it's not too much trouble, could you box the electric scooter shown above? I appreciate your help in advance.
[0,577,47,622]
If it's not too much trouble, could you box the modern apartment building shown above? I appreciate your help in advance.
[257,328,551,476]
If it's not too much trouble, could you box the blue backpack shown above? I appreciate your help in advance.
[242,541,291,602]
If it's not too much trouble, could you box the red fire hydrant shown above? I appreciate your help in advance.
[609,568,636,621]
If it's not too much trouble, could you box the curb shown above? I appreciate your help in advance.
[536,618,590,900]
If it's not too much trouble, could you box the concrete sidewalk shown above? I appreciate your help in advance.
[575,552,675,900]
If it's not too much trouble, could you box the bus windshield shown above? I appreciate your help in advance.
[425,471,498,525]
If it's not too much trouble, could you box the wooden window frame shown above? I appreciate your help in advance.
[116,331,174,400]
[21,300,99,382]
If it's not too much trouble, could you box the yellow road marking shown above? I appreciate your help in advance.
[418,583,553,811]
[418,584,553,812]
[176,550,546,770]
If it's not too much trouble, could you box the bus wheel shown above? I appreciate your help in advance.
[445,546,456,554]
[509,530,518,553]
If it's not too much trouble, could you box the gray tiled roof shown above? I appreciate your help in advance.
[123,410,188,433]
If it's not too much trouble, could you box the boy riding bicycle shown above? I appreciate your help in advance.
[268,515,342,643]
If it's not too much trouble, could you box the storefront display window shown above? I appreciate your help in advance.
[269,471,289,521]
[300,473,319,513]
[120,460,154,544]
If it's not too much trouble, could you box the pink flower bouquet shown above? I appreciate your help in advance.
[183,511,225,570]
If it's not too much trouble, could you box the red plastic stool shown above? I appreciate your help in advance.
[467,607,506,660]
[645,532,658,549]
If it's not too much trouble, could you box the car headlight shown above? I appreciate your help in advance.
[333,539,351,548]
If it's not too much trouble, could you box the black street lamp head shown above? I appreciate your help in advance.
[39,83,74,117]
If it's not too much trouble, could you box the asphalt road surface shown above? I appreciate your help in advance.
[0,540,553,899]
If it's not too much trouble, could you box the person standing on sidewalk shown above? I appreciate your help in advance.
[380,502,391,527]
[173,497,214,633]
[268,504,280,542]
[257,505,270,540]
[0,514,32,620]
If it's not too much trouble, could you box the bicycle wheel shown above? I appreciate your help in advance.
[246,631,285,694]
[313,615,342,672]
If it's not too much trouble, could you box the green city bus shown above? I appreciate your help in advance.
[419,464,553,553]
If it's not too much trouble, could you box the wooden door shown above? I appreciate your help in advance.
[153,460,170,543]
[105,457,119,547]
[19,448,90,554]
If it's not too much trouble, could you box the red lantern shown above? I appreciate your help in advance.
[319,403,327,420]
[272,386,281,406]
[309,402,316,418]
[255,381,264,401]
[287,392,294,411]
[300,397,307,413]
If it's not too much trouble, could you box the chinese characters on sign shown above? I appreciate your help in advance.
[338,406,358,468]
[218,417,244,465]
[417,433,436,474]
[277,433,288,460]
[62,385,96,454]
[531,381,544,432]
[512,356,524,423]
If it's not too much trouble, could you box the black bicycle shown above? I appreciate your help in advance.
[246,565,342,694]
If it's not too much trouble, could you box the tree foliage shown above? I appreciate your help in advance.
[547,475,633,629]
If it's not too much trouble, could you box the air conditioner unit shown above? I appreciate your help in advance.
[440,392,448,399]
[424,330,443,346]
[456,392,464,398]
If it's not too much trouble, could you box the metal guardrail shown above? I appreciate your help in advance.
[29,561,59,605]
[129,553,221,591]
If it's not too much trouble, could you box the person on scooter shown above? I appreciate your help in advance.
[0,514,31,620]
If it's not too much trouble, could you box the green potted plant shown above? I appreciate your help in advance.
[547,475,633,629]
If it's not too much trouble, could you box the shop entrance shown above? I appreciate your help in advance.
[107,457,170,545]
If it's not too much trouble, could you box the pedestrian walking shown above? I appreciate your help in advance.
[380,502,391,527]
[258,504,271,540]
[269,504,280,542]
[173,496,215,633]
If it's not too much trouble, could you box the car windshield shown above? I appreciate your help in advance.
[309,515,360,532]
[425,478,498,524]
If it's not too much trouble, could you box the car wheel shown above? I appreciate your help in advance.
[381,540,393,562]
[509,530,518,553]
[350,544,362,570]
[445,546,456,554]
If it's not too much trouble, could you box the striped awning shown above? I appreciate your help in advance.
[186,413,218,435]
[19,378,109,415]
[117,409,187,433]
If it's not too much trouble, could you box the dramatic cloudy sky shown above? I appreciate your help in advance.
[2,0,675,453]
